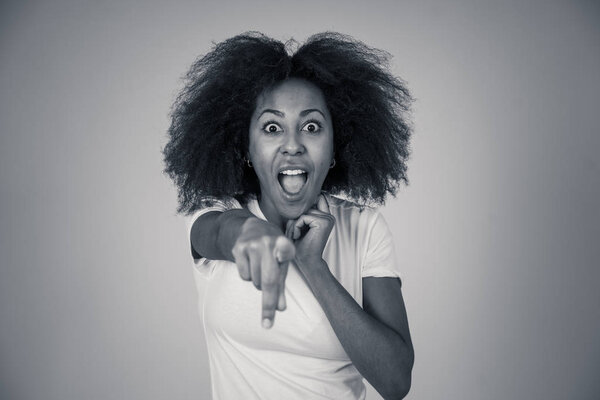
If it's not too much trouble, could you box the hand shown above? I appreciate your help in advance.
[286,194,335,273]
[231,217,295,329]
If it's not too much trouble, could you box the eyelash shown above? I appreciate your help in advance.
[262,120,282,135]
[261,119,323,135]
[301,119,322,134]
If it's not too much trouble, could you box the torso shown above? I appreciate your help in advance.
[194,195,384,400]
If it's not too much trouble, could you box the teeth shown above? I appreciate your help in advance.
[278,169,308,195]
[280,169,306,176]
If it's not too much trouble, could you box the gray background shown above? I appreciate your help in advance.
[1,0,599,399]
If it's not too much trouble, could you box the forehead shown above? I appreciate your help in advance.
[254,78,328,114]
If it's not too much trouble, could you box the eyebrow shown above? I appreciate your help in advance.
[258,108,326,118]
[299,109,325,118]
[258,109,285,118]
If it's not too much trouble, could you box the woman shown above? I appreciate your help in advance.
[163,32,414,400]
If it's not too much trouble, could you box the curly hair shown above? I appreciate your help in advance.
[163,32,412,215]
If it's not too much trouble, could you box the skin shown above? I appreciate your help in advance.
[236,78,335,324]
[191,78,414,398]
[248,78,334,230]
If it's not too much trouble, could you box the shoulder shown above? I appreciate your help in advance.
[325,193,380,229]
[325,194,389,251]
[325,193,369,214]
[325,193,393,248]
[324,194,399,278]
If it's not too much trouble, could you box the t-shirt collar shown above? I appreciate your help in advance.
[247,198,268,222]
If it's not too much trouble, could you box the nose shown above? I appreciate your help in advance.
[281,132,305,155]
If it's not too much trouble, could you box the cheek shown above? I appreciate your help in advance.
[318,157,330,171]
[248,141,273,179]
[314,154,332,182]
[248,135,262,164]
[320,136,335,169]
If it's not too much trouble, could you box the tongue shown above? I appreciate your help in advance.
[280,174,306,194]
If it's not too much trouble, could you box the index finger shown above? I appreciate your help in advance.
[261,250,281,329]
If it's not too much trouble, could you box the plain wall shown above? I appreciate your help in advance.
[1,0,599,399]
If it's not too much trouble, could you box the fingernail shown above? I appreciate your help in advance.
[262,318,273,329]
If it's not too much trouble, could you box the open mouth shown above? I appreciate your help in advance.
[277,169,308,196]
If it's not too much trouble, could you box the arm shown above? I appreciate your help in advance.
[289,197,413,399]
[191,208,255,261]
[299,268,413,399]
[190,208,295,327]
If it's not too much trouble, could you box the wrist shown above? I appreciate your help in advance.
[238,214,263,232]
[239,216,282,238]
[296,258,334,293]
[295,257,329,276]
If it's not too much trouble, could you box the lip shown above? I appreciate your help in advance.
[277,164,310,175]
[275,164,311,201]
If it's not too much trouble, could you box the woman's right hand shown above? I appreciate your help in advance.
[231,217,295,329]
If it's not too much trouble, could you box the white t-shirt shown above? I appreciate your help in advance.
[187,194,400,400]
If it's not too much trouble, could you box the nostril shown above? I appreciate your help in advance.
[281,134,305,152]
[281,143,305,155]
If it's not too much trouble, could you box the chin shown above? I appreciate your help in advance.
[278,201,310,220]
[275,183,320,217]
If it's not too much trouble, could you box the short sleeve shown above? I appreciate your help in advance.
[362,211,401,279]
[187,198,242,278]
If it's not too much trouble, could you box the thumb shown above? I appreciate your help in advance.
[274,235,295,263]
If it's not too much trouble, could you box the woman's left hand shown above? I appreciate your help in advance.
[285,194,334,272]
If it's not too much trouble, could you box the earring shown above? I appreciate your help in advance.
[329,159,336,169]
[244,157,253,168]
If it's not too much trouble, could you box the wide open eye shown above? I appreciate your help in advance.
[301,120,322,134]
[262,121,283,134]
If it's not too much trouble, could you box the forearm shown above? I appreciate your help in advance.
[191,208,256,261]
[299,261,413,399]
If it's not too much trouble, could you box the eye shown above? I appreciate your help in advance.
[262,121,283,134]
[301,120,322,134]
